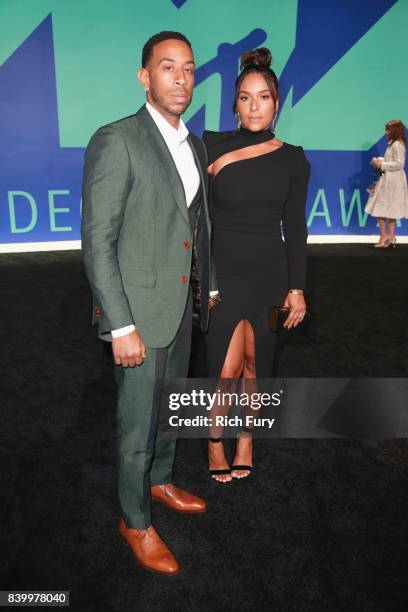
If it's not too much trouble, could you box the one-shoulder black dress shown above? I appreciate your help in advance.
[203,127,311,378]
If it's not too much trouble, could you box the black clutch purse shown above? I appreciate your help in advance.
[269,306,290,332]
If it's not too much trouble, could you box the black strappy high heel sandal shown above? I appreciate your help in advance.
[208,437,232,481]
[231,428,253,478]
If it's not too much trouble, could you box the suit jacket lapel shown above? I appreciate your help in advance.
[137,106,190,227]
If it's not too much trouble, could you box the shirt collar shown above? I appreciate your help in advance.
[146,102,189,145]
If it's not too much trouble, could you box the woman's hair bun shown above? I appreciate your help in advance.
[240,47,272,70]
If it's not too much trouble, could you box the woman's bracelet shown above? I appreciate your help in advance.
[288,289,304,295]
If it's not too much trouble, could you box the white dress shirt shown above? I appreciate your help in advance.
[145,102,200,207]
[112,103,206,338]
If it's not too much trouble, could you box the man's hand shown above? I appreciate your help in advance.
[112,330,146,367]
[209,292,221,310]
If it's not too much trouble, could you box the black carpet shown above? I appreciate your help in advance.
[1,246,408,611]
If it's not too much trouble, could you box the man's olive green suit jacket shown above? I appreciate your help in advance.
[81,105,216,348]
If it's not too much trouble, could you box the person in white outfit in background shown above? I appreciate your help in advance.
[365,120,408,248]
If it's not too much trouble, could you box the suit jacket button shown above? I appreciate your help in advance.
[181,276,188,284]
[184,241,190,249]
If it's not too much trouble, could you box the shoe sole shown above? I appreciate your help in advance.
[151,497,207,513]
[119,531,180,576]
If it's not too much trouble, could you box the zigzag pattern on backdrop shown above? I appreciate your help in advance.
[279,0,398,106]
[0,8,406,244]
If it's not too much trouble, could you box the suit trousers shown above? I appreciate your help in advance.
[114,289,193,529]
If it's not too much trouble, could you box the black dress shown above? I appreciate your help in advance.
[203,127,311,378]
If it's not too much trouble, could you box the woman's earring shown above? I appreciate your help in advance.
[235,112,242,130]
[271,112,278,132]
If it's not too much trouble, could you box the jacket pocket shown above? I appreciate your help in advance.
[121,268,157,288]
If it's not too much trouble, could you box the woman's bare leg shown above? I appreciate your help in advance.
[388,218,396,242]
[208,321,245,482]
[378,218,388,244]
[231,320,256,479]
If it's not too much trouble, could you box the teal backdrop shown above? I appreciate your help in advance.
[1,0,407,247]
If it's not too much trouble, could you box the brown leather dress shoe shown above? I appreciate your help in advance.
[151,484,206,513]
[118,518,180,575]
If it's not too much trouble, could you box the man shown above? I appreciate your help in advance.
[81,31,218,575]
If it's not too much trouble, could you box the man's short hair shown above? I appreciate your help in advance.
[142,31,192,67]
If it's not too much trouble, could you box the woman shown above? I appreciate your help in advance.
[365,120,408,247]
[203,48,311,482]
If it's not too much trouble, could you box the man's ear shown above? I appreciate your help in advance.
[138,67,150,93]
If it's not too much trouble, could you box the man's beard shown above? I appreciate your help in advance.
[149,88,191,118]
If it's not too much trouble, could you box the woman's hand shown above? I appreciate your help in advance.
[283,291,307,329]
[371,158,382,170]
